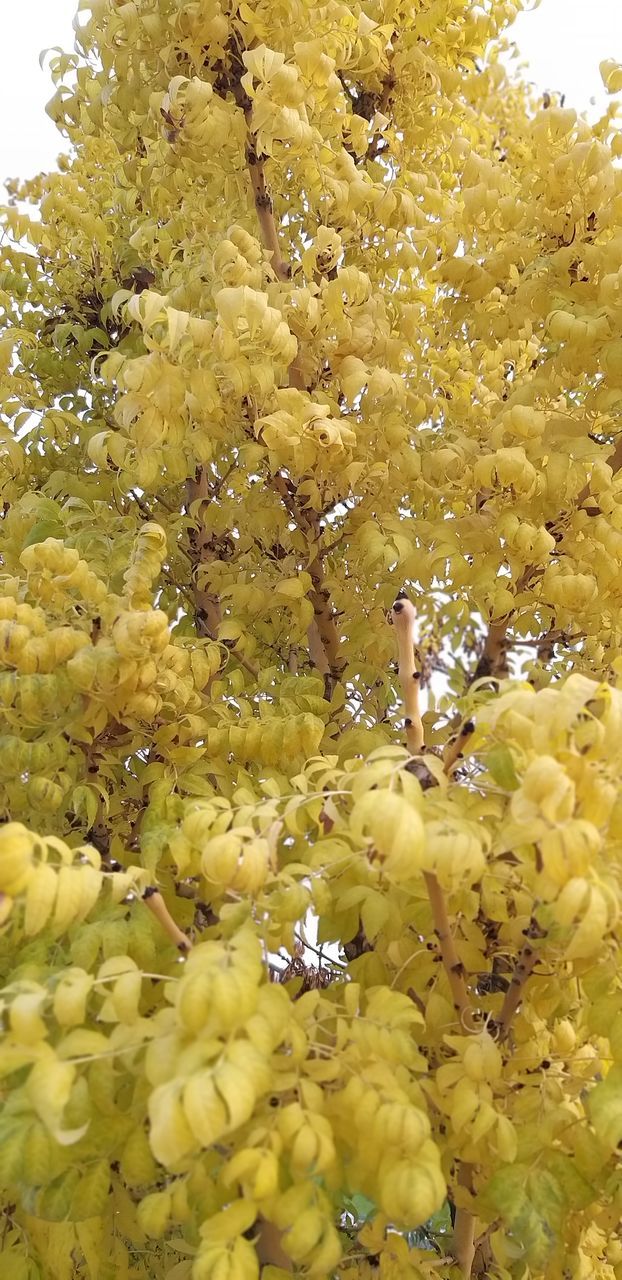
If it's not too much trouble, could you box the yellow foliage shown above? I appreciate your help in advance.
[2,2,622,1279]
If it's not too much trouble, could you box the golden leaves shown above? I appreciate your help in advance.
[255,388,356,475]
[351,789,425,880]
[5,1,622,1276]
[600,59,622,94]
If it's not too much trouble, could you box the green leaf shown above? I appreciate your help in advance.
[483,1165,562,1267]
[71,1160,111,1219]
[486,744,520,791]
[22,520,64,550]
[426,1201,452,1234]
[587,1066,622,1151]
[71,785,99,830]
[544,1153,594,1210]
[37,1169,81,1222]
[344,1192,376,1221]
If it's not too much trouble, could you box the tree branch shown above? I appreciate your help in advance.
[255,1217,293,1272]
[213,40,347,695]
[574,433,622,512]
[388,595,424,754]
[142,886,192,951]
[469,621,509,687]
[494,939,538,1041]
[245,145,290,283]
[423,871,476,1033]
[388,592,476,1276]
[225,41,290,284]
[442,719,475,775]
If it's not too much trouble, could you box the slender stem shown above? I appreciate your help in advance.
[424,883,476,1277]
[442,720,475,775]
[196,619,259,681]
[423,871,476,1032]
[294,931,346,969]
[142,888,192,952]
[389,596,424,753]
[388,592,476,1276]
[496,941,537,1040]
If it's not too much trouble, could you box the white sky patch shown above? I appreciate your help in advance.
[1,0,77,189]
[508,0,622,115]
[1,0,622,189]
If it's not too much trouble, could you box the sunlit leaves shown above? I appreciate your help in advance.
[2,0,622,1277]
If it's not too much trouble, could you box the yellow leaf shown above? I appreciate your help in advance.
[600,59,622,93]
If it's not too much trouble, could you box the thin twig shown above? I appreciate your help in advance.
[423,872,476,1032]
[388,593,476,1277]
[294,931,347,969]
[442,720,475,775]
[142,888,191,950]
[495,940,538,1040]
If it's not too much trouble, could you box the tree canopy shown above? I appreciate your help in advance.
[2,1,622,1278]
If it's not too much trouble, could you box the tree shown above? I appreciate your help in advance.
[2,0,622,1276]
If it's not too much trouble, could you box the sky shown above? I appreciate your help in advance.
[0,0,621,188]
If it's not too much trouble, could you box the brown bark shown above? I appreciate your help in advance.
[470,621,509,686]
